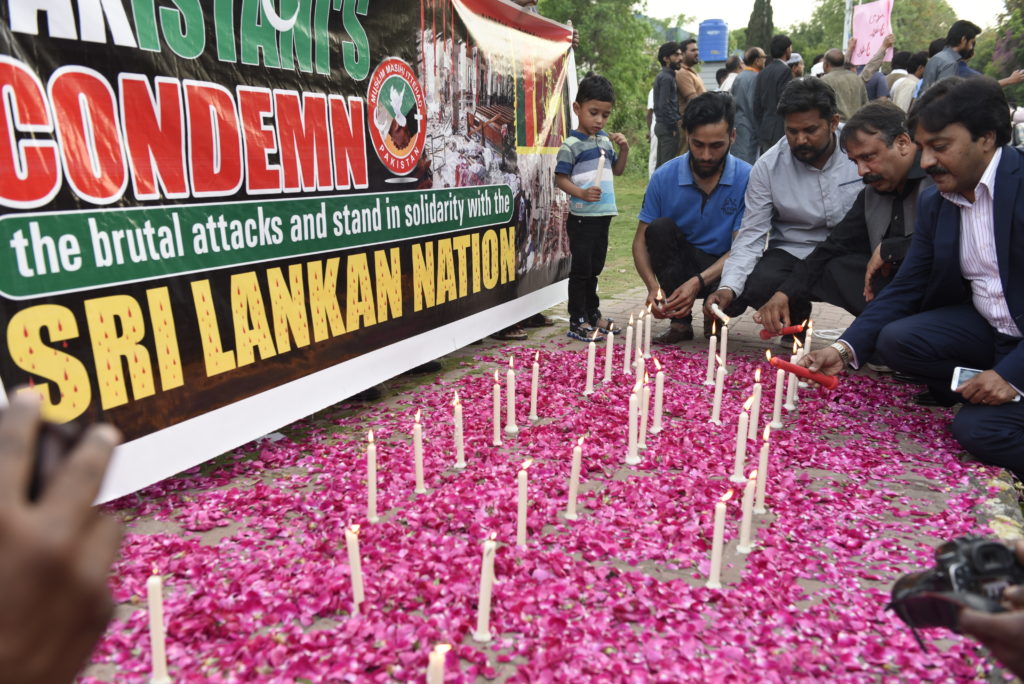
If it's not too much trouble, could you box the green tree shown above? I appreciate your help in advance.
[746,0,774,51]
[728,27,749,54]
[987,0,1024,104]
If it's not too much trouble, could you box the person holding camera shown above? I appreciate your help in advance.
[959,540,1024,678]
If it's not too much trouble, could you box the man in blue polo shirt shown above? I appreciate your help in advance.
[632,92,752,342]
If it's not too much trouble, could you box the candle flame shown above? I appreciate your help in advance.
[791,338,800,354]
[747,469,758,480]
[765,350,773,361]
[509,356,514,369]
[628,313,634,325]
[720,490,734,503]
[755,368,762,382]
[590,329,599,341]
[349,524,361,534]
[151,563,159,576]
[577,436,585,447]
[801,319,809,328]
[493,370,499,383]
[656,288,664,299]
[534,351,539,363]
[434,644,452,655]
[488,531,497,541]
[762,425,771,441]
[453,390,460,405]
[644,372,650,383]
[654,358,662,371]
[521,459,533,471]
[742,396,754,411]
[367,429,375,443]
[646,303,652,313]
[712,320,717,336]
[415,409,421,423]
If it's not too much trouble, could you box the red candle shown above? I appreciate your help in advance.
[766,353,839,390]
[759,323,805,340]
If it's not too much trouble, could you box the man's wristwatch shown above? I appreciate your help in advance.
[829,341,851,366]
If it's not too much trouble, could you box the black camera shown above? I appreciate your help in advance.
[888,536,1024,648]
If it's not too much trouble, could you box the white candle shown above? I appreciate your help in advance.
[719,323,729,374]
[770,367,785,429]
[704,322,717,386]
[345,525,365,612]
[634,310,644,367]
[731,396,754,483]
[413,410,426,494]
[453,393,466,469]
[516,460,532,545]
[473,535,497,642]
[147,568,170,684]
[747,369,762,441]
[754,426,771,515]
[623,314,634,375]
[804,319,814,354]
[706,490,733,589]
[603,325,614,383]
[566,437,583,520]
[595,147,606,179]
[710,302,731,325]
[709,360,725,425]
[427,643,451,684]
[784,346,800,411]
[505,357,519,435]
[737,470,758,553]
[643,304,653,358]
[492,370,502,447]
[367,431,379,523]
[625,390,640,465]
[651,360,665,434]
[638,376,651,450]
[529,351,539,421]
[584,333,596,396]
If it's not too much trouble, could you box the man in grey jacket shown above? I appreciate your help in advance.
[919,20,981,92]
[731,46,765,163]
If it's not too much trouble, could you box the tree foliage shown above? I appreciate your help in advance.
[987,0,1024,105]
[788,0,956,59]
[746,0,775,51]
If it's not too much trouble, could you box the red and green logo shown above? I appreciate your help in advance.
[367,58,426,176]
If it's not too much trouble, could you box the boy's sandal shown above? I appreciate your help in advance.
[491,325,529,341]
[593,317,619,334]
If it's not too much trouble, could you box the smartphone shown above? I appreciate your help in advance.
[951,366,1022,402]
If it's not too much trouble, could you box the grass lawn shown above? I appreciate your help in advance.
[600,170,647,297]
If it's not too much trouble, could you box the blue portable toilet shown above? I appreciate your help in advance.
[698,19,728,62]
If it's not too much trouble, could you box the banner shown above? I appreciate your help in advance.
[0,0,573,501]
[851,0,893,66]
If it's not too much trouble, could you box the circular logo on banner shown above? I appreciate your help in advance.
[367,58,426,176]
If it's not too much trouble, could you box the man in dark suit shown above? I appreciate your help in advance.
[754,35,794,153]
[803,77,1024,478]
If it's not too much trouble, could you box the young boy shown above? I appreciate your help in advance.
[555,73,629,341]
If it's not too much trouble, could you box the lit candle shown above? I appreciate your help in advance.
[492,370,502,447]
[634,309,644,368]
[737,470,758,554]
[603,325,614,383]
[529,351,540,422]
[731,396,754,483]
[473,534,497,642]
[651,359,665,434]
[644,304,653,358]
[427,643,451,684]
[710,302,731,325]
[638,374,651,450]
[748,368,762,441]
[413,410,426,494]
[453,392,466,469]
[517,460,532,545]
[623,314,634,375]
[804,319,814,354]
[767,349,840,390]
[770,368,785,429]
[719,323,729,374]
[706,490,733,589]
[566,437,584,521]
[709,357,725,426]
[345,524,365,612]
[505,357,519,436]
[705,321,717,386]
[625,390,640,465]
[584,331,596,396]
[147,567,170,684]
[754,426,771,515]
[784,343,800,411]
[367,431,379,523]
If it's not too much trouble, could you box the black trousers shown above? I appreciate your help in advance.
[566,214,611,323]
[644,217,720,322]
[654,121,680,169]
[810,253,896,317]
[726,248,812,323]
[876,303,1024,478]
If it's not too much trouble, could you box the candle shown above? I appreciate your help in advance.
[638,375,651,450]
[584,332,596,396]
[643,304,653,358]
[706,490,733,589]
[737,470,758,553]
[710,302,731,324]
[367,431,379,523]
[492,370,502,446]
[516,460,532,545]
[804,319,814,354]
[651,359,665,434]
[704,321,717,386]
[453,392,466,469]
[784,344,801,411]
[758,322,805,339]
[770,368,785,429]
[625,390,640,465]
[623,314,634,375]
[345,525,365,612]
[719,323,729,374]
[529,351,540,421]
[634,310,644,368]
[505,357,519,435]
[603,325,614,383]
[754,426,771,515]
[595,147,606,179]
[731,396,754,483]
[147,567,170,683]
[427,643,451,684]
[709,358,725,426]
[748,369,762,441]
[473,535,497,642]
[766,351,839,390]
[566,437,583,521]
[413,410,425,494]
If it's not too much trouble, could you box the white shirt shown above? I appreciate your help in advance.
[943,148,1023,337]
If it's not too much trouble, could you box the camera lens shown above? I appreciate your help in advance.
[972,542,1013,573]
